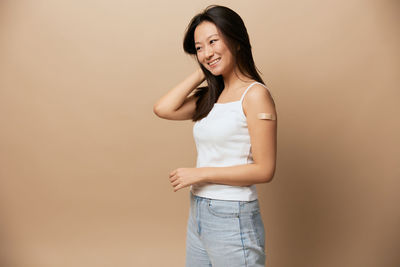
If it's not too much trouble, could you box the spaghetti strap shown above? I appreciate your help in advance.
[239,81,271,103]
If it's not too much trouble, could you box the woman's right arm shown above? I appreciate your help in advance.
[153,68,205,120]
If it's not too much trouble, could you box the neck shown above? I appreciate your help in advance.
[222,65,252,91]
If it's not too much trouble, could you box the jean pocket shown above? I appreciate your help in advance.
[207,199,240,218]
[239,199,261,216]
[251,211,265,249]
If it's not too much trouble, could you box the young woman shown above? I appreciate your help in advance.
[153,5,277,267]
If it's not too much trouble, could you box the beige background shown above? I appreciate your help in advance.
[0,0,399,266]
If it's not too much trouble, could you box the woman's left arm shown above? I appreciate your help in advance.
[169,84,277,192]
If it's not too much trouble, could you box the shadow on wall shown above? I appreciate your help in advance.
[0,217,17,267]
[258,111,400,267]
[257,137,346,266]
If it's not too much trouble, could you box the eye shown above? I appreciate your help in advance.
[196,46,201,51]
[210,39,218,44]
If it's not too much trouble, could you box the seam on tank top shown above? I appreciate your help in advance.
[246,145,252,164]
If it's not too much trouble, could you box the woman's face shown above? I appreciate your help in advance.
[194,21,235,76]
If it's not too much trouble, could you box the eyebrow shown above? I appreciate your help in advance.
[195,34,219,45]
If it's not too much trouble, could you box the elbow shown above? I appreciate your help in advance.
[153,104,167,118]
[260,166,276,184]
[264,173,275,183]
[153,105,160,116]
[153,103,177,120]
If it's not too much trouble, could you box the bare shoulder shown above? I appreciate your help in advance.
[243,83,276,110]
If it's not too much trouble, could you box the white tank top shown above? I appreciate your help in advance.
[191,81,272,201]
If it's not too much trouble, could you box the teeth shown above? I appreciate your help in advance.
[208,58,220,65]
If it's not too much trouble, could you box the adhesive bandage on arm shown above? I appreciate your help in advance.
[257,113,276,120]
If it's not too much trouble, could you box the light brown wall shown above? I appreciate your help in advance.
[0,0,399,266]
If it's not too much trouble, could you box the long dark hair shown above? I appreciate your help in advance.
[183,5,265,122]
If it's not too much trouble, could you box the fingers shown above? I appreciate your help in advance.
[169,169,177,178]
[174,183,183,192]
[168,172,180,191]
[171,179,179,187]
[170,177,185,192]
[168,168,188,192]
[169,168,178,182]
[169,175,176,183]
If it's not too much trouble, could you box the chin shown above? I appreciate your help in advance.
[208,67,223,76]
[209,70,220,76]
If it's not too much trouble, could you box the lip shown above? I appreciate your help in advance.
[207,58,221,68]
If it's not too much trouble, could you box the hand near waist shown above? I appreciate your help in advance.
[169,167,208,192]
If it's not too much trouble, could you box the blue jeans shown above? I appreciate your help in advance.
[186,192,266,267]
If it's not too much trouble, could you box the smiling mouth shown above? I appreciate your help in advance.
[208,58,221,66]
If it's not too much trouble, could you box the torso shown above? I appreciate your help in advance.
[192,80,268,201]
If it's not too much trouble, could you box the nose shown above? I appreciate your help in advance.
[205,44,214,59]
